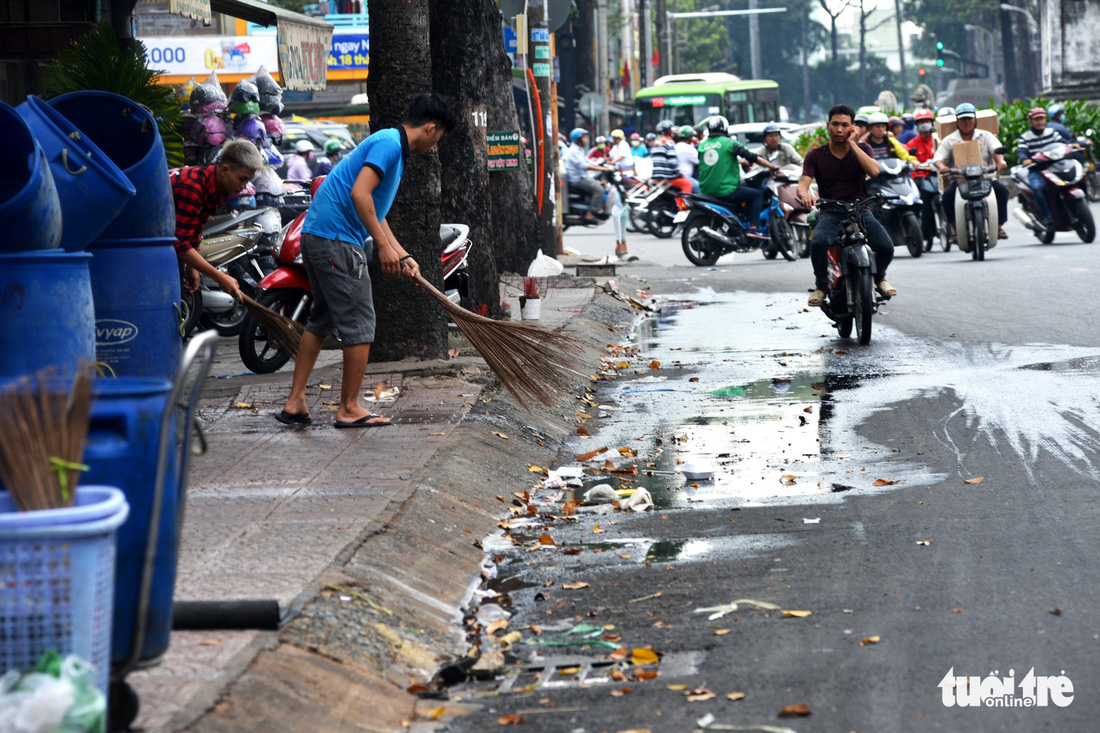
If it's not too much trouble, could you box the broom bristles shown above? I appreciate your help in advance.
[414,274,584,408]
[242,293,304,358]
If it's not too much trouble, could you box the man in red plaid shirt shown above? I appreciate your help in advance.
[172,140,263,301]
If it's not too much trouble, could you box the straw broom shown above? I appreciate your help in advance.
[240,293,304,358]
[414,274,584,408]
[0,366,93,511]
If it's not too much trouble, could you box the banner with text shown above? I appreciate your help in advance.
[169,0,211,25]
[278,19,333,91]
[327,33,369,71]
[140,36,278,77]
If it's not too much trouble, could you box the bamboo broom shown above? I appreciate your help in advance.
[240,293,304,358]
[413,274,584,408]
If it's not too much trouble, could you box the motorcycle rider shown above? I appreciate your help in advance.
[888,115,905,140]
[797,104,895,307]
[698,115,779,240]
[674,125,701,193]
[908,109,941,250]
[853,112,870,139]
[862,112,917,161]
[286,139,313,180]
[172,139,264,301]
[756,123,803,167]
[607,129,635,177]
[565,128,610,222]
[933,102,1008,241]
[629,132,649,158]
[312,139,344,177]
[1046,103,1074,141]
[650,120,694,194]
[1015,107,1069,228]
[897,113,918,145]
[587,135,609,163]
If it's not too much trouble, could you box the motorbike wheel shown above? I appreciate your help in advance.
[835,289,854,338]
[628,206,647,233]
[647,199,678,239]
[971,208,987,261]
[200,294,248,337]
[936,201,951,251]
[851,269,873,345]
[1087,169,1100,203]
[1069,196,1096,243]
[795,225,811,258]
[769,215,798,261]
[681,216,723,266]
[902,213,923,258]
[762,242,779,259]
[179,287,203,338]
[239,287,309,374]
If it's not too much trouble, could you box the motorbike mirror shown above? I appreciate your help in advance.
[993,146,1008,155]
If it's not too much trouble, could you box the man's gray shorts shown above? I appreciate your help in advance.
[300,232,375,345]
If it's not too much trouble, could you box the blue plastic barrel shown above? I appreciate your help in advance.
[0,486,130,697]
[0,102,62,253]
[0,249,95,378]
[15,95,135,252]
[87,237,182,380]
[82,378,180,667]
[48,91,175,240]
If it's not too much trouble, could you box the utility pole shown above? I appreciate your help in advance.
[672,12,680,74]
[596,0,610,134]
[999,5,1019,99]
[893,0,907,105]
[526,0,556,256]
[655,0,668,77]
[639,0,650,88]
[748,0,761,79]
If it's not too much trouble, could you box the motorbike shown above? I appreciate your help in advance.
[239,179,475,374]
[562,168,621,230]
[675,167,796,265]
[945,160,1000,260]
[817,197,890,345]
[762,164,810,260]
[1075,129,1100,203]
[908,158,952,252]
[867,158,924,258]
[623,178,671,234]
[1012,140,1096,244]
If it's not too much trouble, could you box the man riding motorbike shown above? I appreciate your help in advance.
[565,128,610,222]
[674,125,701,194]
[697,114,779,239]
[908,109,942,250]
[1046,103,1074,141]
[897,113,918,145]
[933,102,1008,241]
[797,104,895,308]
[608,128,635,176]
[862,112,917,161]
[650,120,694,194]
[755,123,803,167]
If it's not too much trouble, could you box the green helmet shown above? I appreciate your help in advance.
[678,125,695,139]
[231,100,260,116]
[324,139,342,154]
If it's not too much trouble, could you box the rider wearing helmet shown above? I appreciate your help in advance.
[898,113,918,145]
[756,123,803,168]
[698,115,780,240]
[797,104,896,307]
[933,102,1009,242]
[649,121,694,194]
[937,106,955,119]
[286,138,314,180]
[607,129,635,176]
[909,109,941,249]
[853,112,870,138]
[312,138,345,177]
[674,125,700,193]
[588,134,609,163]
[565,127,609,222]
[862,111,917,161]
[1046,103,1074,140]
[888,115,904,139]
[1014,107,1067,227]
[629,132,648,158]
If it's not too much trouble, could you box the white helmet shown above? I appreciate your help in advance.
[294,139,315,153]
[867,112,889,126]
[705,115,729,136]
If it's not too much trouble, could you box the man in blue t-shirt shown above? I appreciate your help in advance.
[277,94,456,428]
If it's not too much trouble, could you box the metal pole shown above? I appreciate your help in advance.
[596,0,609,135]
[894,0,907,105]
[655,0,668,77]
[748,0,761,79]
[639,0,651,87]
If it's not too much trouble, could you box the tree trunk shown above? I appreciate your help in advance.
[366,0,447,361]
[858,5,867,97]
[893,0,907,106]
[802,1,810,118]
[428,0,504,317]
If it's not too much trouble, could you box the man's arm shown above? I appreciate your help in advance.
[797,175,817,208]
[350,166,408,279]
[784,143,804,166]
[849,140,881,177]
[178,248,242,301]
[379,218,420,279]
[173,175,242,300]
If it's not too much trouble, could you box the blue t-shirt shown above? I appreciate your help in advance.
[303,127,409,247]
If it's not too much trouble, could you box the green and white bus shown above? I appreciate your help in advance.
[634,73,781,130]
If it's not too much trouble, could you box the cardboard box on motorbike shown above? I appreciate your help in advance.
[935,109,999,140]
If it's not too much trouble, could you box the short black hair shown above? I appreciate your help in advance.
[828,104,855,122]
[405,94,458,133]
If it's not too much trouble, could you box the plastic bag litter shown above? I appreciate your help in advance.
[583,484,619,504]
[0,652,106,733]
[620,487,653,512]
[527,252,564,277]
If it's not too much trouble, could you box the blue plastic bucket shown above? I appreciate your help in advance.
[0,249,95,378]
[0,102,62,253]
[0,486,130,697]
[48,91,175,240]
[82,378,180,667]
[87,237,182,380]
[15,95,135,252]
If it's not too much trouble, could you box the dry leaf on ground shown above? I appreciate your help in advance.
[779,702,812,717]
[425,706,445,720]
[667,684,687,691]
[492,431,510,440]
[727,692,745,701]
[486,619,508,635]
[576,446,609,461]
[964,476,984,484]
[873,478,899,486]
[498,714,525,724]
[635,669,659,681]
[631,647,659,665]
[714,629,731,635]
[610,688,633,697]
[782,610,812,618]
[685,688,716,702]
[861,635,881,646]
[538,534,555,546]
[562,581,590,590]
[916,540,931,546]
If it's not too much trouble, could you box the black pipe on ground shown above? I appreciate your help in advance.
[172,600,280,630]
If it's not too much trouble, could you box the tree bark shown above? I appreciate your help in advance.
[428,0,504,317]
[366,0,447,361]
[802,1,811,118]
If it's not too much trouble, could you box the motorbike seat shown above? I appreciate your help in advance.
[690,193,738,209]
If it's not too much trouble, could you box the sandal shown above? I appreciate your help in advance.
[998,227,1008,239]
[807,289,825,308]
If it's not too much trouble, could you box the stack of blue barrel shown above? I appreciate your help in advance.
[1,93,190,688]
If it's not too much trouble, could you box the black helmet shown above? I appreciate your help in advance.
[655,119,674,135]
[705,115,729,136]
[644,132,657,142]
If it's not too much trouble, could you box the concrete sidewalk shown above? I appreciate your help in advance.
[123,277,630,731]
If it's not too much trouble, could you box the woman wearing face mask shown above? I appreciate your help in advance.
[909,109,941,250]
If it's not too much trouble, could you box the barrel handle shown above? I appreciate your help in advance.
[61,148,87,175]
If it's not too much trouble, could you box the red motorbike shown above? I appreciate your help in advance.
[238,177,474,373]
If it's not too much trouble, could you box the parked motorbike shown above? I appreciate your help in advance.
[239,180,474,373]
[867,158,923,258]
[1012,140,1096,244]
[817,197,890,345]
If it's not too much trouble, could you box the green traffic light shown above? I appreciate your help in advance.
[936,59,944,67]
[936,41,944,50]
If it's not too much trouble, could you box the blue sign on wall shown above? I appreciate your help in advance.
[503,27,517,54]
[327,33,369,70]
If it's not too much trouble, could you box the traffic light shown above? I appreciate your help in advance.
[936,41,945,67]
[918,67,927,76]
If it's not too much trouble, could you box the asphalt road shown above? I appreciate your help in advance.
[443,199,1100,732]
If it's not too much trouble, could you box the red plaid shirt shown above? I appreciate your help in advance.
[171,166,225,256]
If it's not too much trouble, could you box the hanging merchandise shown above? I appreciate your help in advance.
[228,79,261,117]
[252,66,285,117]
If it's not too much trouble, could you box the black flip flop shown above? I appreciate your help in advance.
[334,413,392,429]
[275,410,312,426]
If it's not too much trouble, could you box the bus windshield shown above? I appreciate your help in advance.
[635,93,723,132]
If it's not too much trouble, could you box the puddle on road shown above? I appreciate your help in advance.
[570,290,1100,508]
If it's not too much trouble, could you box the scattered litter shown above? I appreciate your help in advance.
[583,484,619,504]
[524,623,621,649]
[620,487,654,512]
[365,386,400,402]
[476,604,510,624]
[802,517,821,524]
[694,599,780,621]
[680,460,716,481]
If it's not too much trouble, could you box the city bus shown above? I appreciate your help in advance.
[634,73,781,131]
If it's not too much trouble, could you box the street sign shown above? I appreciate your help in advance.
[487,130,523,171]
[277,19,332,91]
[501,0,571,33]
[577,91,608,119]
[169,0,210,24]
